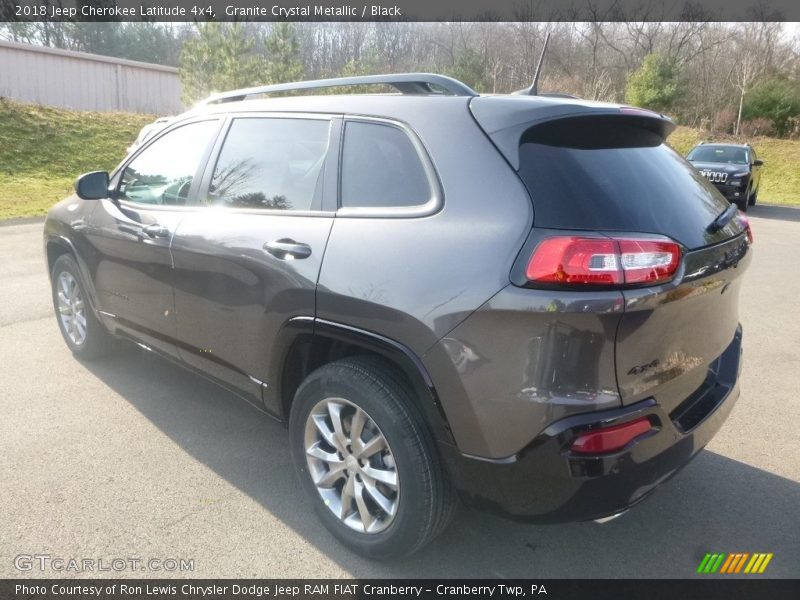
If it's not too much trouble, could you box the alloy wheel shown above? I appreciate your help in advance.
[56,271,87,346]
[304,397,399,534]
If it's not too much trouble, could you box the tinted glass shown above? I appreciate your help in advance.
[518,121,739,249]
[340,121,431,208]
[209,118,330,211]
[119,121,218,205]
[687,145,748,164]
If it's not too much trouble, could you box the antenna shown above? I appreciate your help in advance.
[529,30,551,96]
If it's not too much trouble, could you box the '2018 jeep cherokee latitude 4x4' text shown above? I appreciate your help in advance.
[45,74,751,558]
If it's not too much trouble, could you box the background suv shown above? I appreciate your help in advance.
[44,74,751,558]
[686,142,763,211]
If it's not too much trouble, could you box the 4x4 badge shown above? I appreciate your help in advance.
[628,359,660,376]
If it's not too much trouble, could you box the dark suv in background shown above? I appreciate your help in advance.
[44,74,751,558]
[686,142,763,211]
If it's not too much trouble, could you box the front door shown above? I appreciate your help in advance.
[86,119,222,356]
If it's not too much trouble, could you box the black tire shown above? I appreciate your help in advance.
[51,254,115,360]
[748,188,757,206]
[289,356,456,559]
[735,195,748,212]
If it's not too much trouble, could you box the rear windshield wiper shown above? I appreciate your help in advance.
[707,204,738,233]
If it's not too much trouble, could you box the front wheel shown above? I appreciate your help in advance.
[748,188,757,206]
[51,254,115,360]
[289,357,456,559]
[735,195,748,212]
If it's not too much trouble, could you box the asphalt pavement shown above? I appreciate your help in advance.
[1,204,799,578]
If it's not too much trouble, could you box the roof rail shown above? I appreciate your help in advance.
[203,73,478,104]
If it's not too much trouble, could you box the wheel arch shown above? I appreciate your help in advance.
[45,236,74,277]
[45,235,102,315]
[270,317,455,446]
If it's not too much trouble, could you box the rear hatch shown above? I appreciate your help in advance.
[471,97,751,415]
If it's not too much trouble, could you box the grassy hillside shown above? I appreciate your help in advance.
[0,99,153,219]
[0,99,797,219]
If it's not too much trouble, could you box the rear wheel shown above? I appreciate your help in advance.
[51,254,115,360]
[289,356,455,559]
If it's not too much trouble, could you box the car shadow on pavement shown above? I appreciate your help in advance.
[747,204,800,222]
[83,347,800,579]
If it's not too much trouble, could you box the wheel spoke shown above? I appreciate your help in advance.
[362,478,395,515]
[349,408,366,452]
[339,474,355,520]
[353,479,375,531]
[314,462,347,488]
[327,402,349,451]
[57,290,71,309]
[362,465,398,489]
[306,442,340,464]
[356,433,386,459]
[74,317,86,340]
[312,414,341,452]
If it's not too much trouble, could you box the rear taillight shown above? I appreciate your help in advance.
[526,236,682,287]
[738,211,754,244]
[570,417,653,454]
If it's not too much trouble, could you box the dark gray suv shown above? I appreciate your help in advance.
[44,74,752,558]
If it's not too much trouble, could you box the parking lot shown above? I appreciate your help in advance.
[1,205,799,578]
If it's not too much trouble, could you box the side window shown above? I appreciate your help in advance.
[340,121,433,209]
[119,120,219,205]
[208,118,331,211]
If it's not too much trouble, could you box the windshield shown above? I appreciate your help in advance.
[687,146,748,164]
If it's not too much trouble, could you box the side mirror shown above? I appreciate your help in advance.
[753,159,764,166]
[75,171,110,200]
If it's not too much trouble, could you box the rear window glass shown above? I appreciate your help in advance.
[340,121,431,209]
[687,146,749,164]
[517,118,735,249]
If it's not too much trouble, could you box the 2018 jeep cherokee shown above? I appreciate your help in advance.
[44,73,752,559]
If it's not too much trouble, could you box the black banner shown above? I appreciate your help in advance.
[3,0,800,23]
[4,580,800,600]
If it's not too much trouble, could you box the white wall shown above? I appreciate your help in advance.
[0,40,182,115]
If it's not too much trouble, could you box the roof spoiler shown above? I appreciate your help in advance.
[470,99,676,169]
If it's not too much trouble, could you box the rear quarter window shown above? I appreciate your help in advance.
[340,120,433,210]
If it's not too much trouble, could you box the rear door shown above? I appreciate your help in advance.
[510,113,752,415]
[169,114,339,405]
[87,118,222,356]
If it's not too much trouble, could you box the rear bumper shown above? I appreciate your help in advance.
[440,326,743,522]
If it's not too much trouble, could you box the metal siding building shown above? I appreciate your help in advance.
[0,40,182,114]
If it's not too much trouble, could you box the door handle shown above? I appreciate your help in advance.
[142,224,171,239]
[263,239,312,259]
